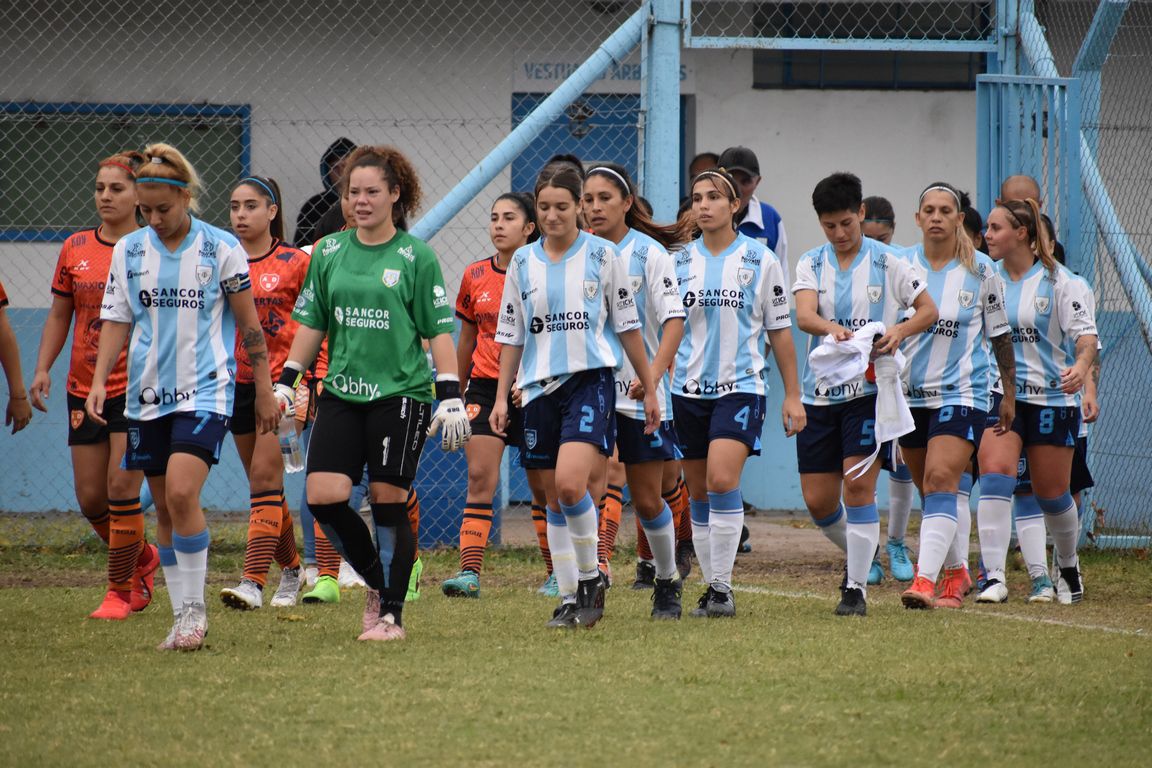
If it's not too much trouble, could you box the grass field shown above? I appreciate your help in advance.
[2,513,1151,768]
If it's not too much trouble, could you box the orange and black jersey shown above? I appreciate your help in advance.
[236,239,309,383]
[50,227,129,398]
[455,256,508,381]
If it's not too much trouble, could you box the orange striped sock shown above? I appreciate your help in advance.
[407,488,421,561]
[459,502,494,574]
[84,509,111,545]
[597,484,623,563]
[670,479,692,546]
[107,497,143,593]
[314,521,341,579]
[531,504,552,574]
[636,515,653,561]
[242,489,282,587]
[273,494,300,570]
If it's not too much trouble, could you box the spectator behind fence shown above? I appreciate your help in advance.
[294,137,357,248]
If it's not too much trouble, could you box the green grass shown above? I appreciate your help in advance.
[2,523,1151,767]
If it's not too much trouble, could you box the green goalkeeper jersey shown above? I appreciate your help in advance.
[292,228,454,403]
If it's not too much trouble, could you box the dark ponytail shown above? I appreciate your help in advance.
[494,192,539,244]
[235,176,285,241]
[585,163,691,251]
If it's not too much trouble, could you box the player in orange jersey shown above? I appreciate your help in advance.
[441,193,553,598]
[0,279,32,433]
[218,176,310,610]
[28,151,160,620]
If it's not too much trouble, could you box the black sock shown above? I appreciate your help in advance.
[371,502,415,621]
[309,501,385,592]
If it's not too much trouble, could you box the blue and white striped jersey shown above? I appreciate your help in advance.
[101,218,251,420]
[991,261,1097,407]
[613,229,685,422]
[494,231,640,405]
[792,237,924,406]
[672,233,791,400]
[901,247,1010,410]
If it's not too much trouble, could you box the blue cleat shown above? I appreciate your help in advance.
[886,537,915,582]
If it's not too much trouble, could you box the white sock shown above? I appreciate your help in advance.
[887,466,915,540]
[172,528,210,606]
[845,504,879,592]
[639,503,677,581]
[814,503,848,553]
[918,493,958,583]
[707,489,744,592]
[977,473,1015,583]
[546,508,579,601]
[561,492,600,581]
[689,498,712,584]
[1014,495,1050,579]
[158,545,182,616]
[946,473,973,569]
[1037,492,1080,569]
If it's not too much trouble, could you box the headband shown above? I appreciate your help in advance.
[918,185,961,208]
[240,177,278,205]
[136,177,188,188]
[694,169,737,198]
[587,166,630,195]
[99,161,136,178]
[864,217,894,224]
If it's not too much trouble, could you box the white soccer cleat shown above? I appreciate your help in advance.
[975,579,1009,604]
[304,565,319,587]
[270,567,303,607]
[220,579,263,610]
[338,560,367,589]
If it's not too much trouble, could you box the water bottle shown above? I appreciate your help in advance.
[278,412,304,473]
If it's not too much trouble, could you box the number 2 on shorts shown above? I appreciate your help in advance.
[579,406,594,434]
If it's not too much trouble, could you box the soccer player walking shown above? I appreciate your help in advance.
[674,168,804,619]
[86,143,278,650]
[279,146,470,642]
[490,163,660,628]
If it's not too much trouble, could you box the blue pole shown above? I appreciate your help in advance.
[640,0,682,221]
[410,7,646,241]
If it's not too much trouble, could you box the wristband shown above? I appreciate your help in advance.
[277,361,304,390]
[435,376,461,401]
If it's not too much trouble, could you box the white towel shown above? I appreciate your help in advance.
[808,320,888,388]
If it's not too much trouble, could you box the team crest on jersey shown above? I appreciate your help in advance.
[737,268,754,287]
[128,428,141,450]
[584,280,599,300]
[381,269,401,288]
[866,285,883,304]
[957,289,974,308]
[630,276,643,294]
[524,429,538,450]
[1035,296,1050,313]
[195,265,214,286]
[465,403,481,421]
[259,273,280,292]
[70,410,85,430]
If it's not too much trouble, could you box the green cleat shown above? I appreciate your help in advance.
[301,574,340,604]
[407,557,424,602]
[441,569,480,599]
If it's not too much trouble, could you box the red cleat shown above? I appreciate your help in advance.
[90,590,133,620]
[901,575,937,610]
[130,544,160,612]
[936,566,969,609]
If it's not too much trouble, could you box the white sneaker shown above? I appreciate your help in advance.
[173,601,208,651]
[1055,563,1084,605]
[271,567,303,607]
[304,565,319,587]
[338,560,367,589]
[976,578,1009,604]
[220,579,263,610]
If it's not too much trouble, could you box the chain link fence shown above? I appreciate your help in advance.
[1032,0,1152,544]
[0,0,647,546]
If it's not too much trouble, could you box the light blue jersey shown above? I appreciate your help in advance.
[901,247,1010,410]
[101,218,250,420]
[495,231,640,405]
[613,229,685,421]
[995,260,1097,407]
[792,237,923,406]
[673,233,790,400]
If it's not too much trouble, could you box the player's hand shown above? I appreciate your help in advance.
[627,378,645,401]
[827,325,853,342]
[1059,364,1087,395]
[85,385,107,426]
[490,398,509,438]
[6,392,31,434]
[872,326,904,357]
[782,394,806,437]
[994,393,1016,435]
[1082,391,1100,423]
[273,383,296,418]
[510,387,523,408]
[29,371,51,413]
[642,389,660,434]
[428,397,471,451]
[255,388,280,435]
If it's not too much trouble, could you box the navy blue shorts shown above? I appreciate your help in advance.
[616,415,680,464]
[125,411,231,476]
[521,368,616,470]
[899,405,987,451]
[795,396,877,474]
[988,394,1080,448]
[1014,435,1095,496]
[671,393,765,460]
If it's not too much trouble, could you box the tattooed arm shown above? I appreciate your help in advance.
[1061,334,1098,396]
[991,332,1016,434]
[227,289,279,434]
[1082,348,1101,423]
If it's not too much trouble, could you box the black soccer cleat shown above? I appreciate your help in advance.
[651,578,683,620]
[546,601,579,628]
[574,575,606,628]
[631,561,656,590]
[689,588,712,618]
[705,586,736,618]
[835,586,867,617]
